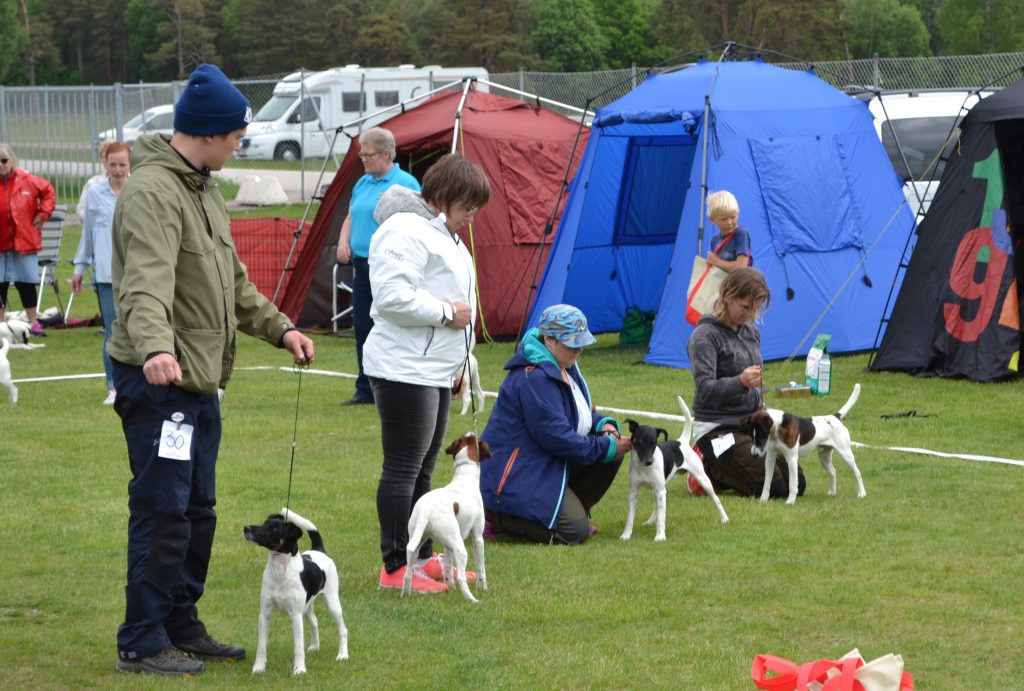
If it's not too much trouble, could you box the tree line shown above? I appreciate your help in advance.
[2,0,1022,85]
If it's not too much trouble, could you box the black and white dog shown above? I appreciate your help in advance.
[243,508,349,675]
[620,396,729,541]
[740,383,865,505]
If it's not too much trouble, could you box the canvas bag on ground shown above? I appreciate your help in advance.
[685,232,735,325]
[751,648,913,691]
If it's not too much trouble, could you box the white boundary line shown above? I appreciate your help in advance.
[850,441,1024,467]
[13,372,105,383]
[272,367,1024,467]
[23,366,1022,467]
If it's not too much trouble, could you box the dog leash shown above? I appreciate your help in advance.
[283,363,309,521]
[880,409,936,419]
[459,326,484,456]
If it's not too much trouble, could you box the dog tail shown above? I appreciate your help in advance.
[676,395,694,445]
[280,507,326,553]
[836,383,861,420]
[0,337,9,356]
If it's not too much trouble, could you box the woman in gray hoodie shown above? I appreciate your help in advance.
[686,267,805,498]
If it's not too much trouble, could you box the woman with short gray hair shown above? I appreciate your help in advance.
[336,127,419,406]
[358,127,397,160]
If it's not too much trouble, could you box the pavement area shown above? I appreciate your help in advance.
[26,158,335,206]
[215,166,336,203]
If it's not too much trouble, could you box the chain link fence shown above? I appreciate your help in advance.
[3,53,1024,205]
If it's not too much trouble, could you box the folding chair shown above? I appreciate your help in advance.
[332,262,354,334]
[36,204,68,316]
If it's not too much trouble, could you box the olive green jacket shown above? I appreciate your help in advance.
[108,134,293,394]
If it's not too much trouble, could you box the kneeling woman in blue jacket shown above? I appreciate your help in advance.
[481,304,632,544]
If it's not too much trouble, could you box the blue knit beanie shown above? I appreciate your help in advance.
[174,64,252,136]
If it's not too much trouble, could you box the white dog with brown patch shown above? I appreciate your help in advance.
[0,338,18,403]
[404,432,490,602]
[740,383,865,505]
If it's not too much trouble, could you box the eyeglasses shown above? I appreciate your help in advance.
[358,151,382,161]
[467,207,478,216]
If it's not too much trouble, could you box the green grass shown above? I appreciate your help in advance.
[2,223,1022,688]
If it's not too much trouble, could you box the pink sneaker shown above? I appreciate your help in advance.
[420,553,476,582]
[378,565,448,594]
[687,444,708,496]
[29,320,44,336]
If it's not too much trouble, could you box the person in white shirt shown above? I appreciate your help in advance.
[71,141,129,405]
[364,153,489,595]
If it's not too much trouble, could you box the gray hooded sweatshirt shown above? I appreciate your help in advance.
[687,313,764,425]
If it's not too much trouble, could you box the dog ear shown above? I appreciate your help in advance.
[477,440,492,460]
[444,438,461,456]
[656,428,669,441]
[624,419,638,433]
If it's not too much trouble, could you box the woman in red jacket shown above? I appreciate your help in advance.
[0,144,56,335]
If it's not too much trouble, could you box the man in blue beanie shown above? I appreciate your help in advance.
[110,63,315,677]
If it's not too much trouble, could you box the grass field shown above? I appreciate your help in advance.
[1,224,1021,688]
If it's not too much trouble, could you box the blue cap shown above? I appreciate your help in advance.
[174,64,252,136]
[538,304,597,348]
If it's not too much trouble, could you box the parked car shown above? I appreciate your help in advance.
[96,104,175,147]
[865,89,995,218]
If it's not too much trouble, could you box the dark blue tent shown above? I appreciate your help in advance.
[528,58,915,368]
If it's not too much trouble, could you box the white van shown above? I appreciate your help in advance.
[237,64,488,160]
[866,90,994,218]
[96,104,175,147]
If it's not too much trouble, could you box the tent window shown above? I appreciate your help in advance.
[751,135,862,253]
[614,137,693,245]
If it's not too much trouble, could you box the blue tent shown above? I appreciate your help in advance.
[528,58,915,368]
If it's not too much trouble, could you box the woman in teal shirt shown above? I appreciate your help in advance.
[336,127,420,406]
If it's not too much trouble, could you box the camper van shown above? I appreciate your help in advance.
[866,89,994,219]
[237,64,488,160]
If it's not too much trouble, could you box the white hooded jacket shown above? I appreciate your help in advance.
[362,185,476,387]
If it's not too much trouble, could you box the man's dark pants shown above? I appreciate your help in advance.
[113,360,221,659]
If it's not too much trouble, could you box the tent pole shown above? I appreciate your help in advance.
[515,98,595,345]
[476,78,591,119]
[271,126,344,306]
[696,43,734,253]
[449,78,474,154]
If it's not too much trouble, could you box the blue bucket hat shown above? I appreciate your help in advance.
[538,304,597,348]
[174,64,252,136]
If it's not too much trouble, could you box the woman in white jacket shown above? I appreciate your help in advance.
[364,153,490,594]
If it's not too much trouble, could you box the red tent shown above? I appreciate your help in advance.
[278,88,589,337]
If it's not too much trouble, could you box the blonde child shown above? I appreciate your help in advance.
[705,190,751,271]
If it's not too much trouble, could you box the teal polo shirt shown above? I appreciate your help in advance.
[349,164,421,258]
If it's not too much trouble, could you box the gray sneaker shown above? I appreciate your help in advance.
[116,647,205,676]
[174,633,246,661]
